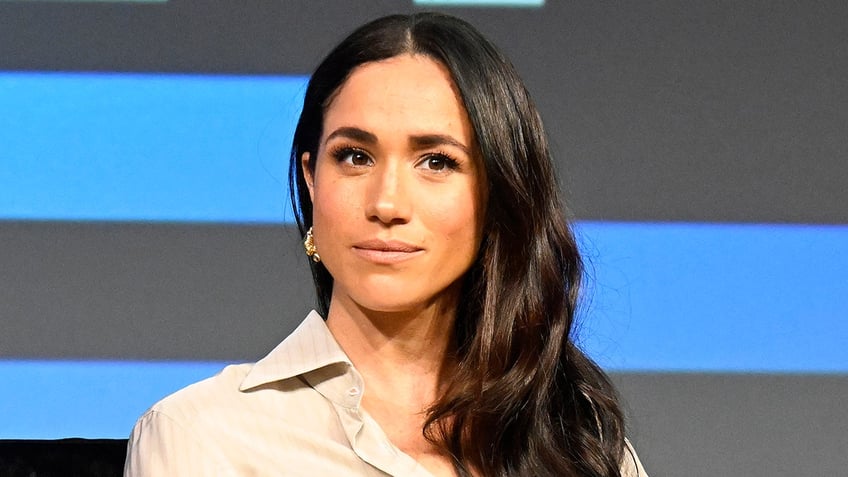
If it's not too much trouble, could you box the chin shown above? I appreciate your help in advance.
[351,294,431,315]
[330,269,465,317]
[345,283,461,318]
[337,283,440,315]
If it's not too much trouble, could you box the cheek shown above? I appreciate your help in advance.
[424,187,484,245]
[312,177,358,221]
[311,183,360,252]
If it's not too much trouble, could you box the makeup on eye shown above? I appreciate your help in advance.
[323,126,471,167]
[415,152,461,172]
[330,146,372,166]
[327,144,464,173]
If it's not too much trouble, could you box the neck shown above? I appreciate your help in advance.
[325,292,459,409]
[325,290,462,476]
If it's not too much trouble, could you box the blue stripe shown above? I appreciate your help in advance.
[0,360,225,439]
[577,221,848,373]
[1,72,306,223]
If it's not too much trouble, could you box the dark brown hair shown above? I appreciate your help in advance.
[289,12,626,477]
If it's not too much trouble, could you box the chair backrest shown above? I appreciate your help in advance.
[0,439,127,477]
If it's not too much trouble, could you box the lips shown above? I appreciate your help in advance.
[352,239,424,264]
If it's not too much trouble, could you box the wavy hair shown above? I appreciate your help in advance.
[289,12,626,477]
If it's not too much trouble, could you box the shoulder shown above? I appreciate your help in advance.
[124,311,353,475]
[124,364,254,476]
[147,363,253,422]
[620,438,649,477]
[124,361,320,475]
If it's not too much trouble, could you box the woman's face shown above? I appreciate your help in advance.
[303,54,486,316]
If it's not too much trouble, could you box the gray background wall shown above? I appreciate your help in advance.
[2,1,847,475]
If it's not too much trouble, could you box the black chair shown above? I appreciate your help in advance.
[0,439,127,477]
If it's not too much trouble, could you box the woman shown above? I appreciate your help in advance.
[126,12,647,477]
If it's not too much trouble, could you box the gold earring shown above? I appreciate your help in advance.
[303,227,321,263]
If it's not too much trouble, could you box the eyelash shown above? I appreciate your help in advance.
[330,146,370,166]
[328,145,462,173]
[422,152,461,172]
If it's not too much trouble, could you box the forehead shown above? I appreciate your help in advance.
[322,54,474,143]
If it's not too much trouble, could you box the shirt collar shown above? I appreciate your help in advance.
[239,310,353,392]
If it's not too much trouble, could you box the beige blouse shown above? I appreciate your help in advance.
[125,311,648,476]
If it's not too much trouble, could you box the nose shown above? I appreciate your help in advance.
[364,161,412,225]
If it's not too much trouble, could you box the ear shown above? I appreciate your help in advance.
[301,152,315,202]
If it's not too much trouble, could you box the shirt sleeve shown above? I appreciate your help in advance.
[620,438,649,477]
[124,409,229,477]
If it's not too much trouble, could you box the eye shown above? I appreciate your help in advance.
[332,147,372,167]
[419,153,460,172]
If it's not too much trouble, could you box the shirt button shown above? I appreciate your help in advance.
[347,386,360,397]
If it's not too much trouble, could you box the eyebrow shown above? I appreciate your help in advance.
[324,127,471,155]
[409,134,471,155]
[324,127,377,146]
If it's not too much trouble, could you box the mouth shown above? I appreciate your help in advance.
[352,239,424,264]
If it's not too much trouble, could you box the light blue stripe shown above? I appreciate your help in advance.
[1,72,307,223]
[576,221,848,373]
[0,360,226,439]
